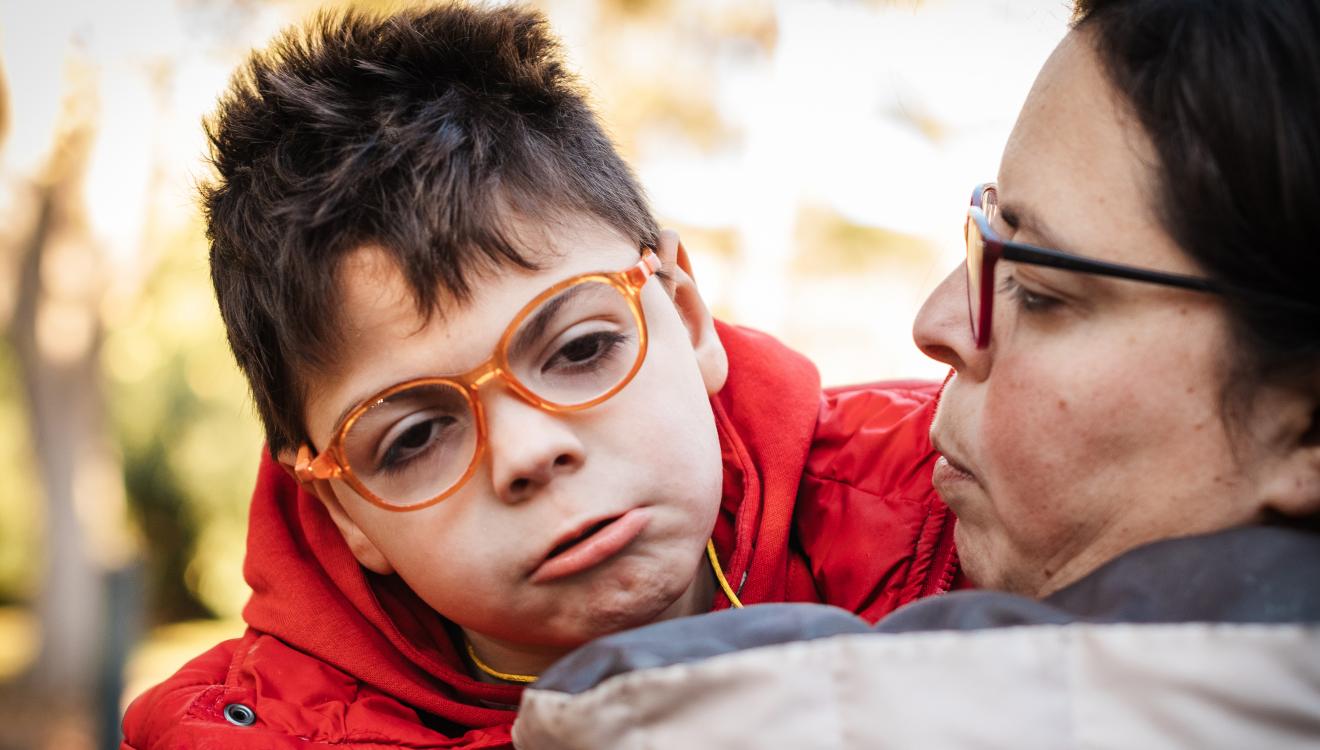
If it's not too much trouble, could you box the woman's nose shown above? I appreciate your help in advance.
[483,391,586,505]
[912,265,990,381]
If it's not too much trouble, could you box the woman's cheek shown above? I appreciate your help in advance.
[979,366,1091,522]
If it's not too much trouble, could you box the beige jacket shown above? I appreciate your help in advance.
[515,527,1320,749]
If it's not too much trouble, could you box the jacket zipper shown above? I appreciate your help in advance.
[921,506,960,597]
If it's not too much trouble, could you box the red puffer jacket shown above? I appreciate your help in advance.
[121,322,958,749]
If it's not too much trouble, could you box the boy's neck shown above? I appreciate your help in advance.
[463,557,716,684]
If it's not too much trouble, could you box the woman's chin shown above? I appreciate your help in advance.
[953,523,1040,597]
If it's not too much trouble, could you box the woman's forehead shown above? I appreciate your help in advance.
[997,30,1179,271]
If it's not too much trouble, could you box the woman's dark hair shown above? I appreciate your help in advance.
[204,4,659,456]
[1073,0,1320,383]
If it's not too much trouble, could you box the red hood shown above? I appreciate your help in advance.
[240,320,823,732]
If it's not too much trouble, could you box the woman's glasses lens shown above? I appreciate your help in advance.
[966,213,986,343]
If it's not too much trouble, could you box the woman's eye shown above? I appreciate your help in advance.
[1002,275,1061,312]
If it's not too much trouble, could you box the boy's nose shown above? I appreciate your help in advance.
[912,265,990,382]
[483,391,586,504]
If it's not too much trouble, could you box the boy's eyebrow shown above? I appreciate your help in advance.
[333,390,378,436]
[506,284,585,362]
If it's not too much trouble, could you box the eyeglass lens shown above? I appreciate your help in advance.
[965,185,1002,346]
[966,214,986,344]
[340,279,644,506]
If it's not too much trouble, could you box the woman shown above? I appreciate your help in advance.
[511,0,1320,747]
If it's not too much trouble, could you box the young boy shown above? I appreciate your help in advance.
[122,5,957,749]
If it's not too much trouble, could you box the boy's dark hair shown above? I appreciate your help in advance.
[1072,0,1320,383]
[204,3,660,456]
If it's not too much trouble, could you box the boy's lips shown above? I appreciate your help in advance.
[530,507,652,584]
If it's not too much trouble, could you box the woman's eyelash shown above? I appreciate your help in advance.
[997,207,1021,231]
[1000,275,1060,311]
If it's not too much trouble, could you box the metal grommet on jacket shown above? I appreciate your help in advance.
[223,703,256,727]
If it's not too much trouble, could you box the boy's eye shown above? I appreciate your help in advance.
[377,413,458,471]
[397,421,436,450]
[543,330,627,372]
[560,332,613,362]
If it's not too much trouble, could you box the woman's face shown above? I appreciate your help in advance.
[912,30,1302,597]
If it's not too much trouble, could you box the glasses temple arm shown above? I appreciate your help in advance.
[1000,243,1221,293]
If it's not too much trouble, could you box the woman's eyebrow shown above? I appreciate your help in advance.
[999,200,1057,245]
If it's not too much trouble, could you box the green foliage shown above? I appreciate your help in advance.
[104,223,263,623]
[0,342,39,605]
[793,204,936,276]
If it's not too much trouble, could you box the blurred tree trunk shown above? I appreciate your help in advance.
[4,66,114,749]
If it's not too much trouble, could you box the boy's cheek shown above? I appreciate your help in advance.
[388,538,513,612]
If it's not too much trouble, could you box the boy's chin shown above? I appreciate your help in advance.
[539,561,702,644]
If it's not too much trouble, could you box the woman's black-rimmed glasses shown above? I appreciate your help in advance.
[965,182,1223,349]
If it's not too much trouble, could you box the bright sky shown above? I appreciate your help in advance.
[0,0,1071,383]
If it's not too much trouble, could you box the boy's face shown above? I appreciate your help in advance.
[286,216,728,650]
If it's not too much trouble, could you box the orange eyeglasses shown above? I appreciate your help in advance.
[295,250,662,511]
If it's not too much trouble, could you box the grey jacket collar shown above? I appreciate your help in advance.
[533,525,1320,695]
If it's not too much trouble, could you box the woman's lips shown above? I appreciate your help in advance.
[530,507,652,584]
[932,454,978,490]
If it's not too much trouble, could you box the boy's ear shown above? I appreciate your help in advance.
[656,229,728,395]
[276,448,396,575]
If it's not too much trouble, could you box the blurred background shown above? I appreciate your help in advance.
[0,0,1069,747]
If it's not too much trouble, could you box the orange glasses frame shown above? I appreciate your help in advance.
[295,249,663,512]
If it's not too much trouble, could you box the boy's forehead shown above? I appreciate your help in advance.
[335,246,417,319]
[334,226,639,333]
